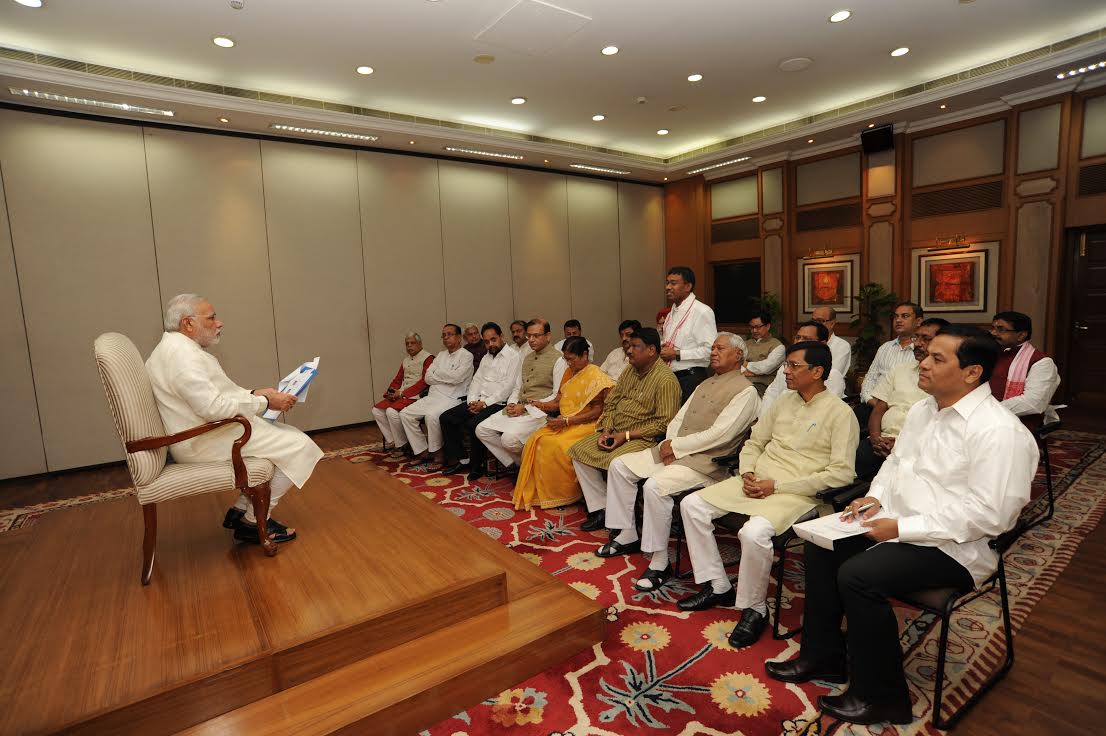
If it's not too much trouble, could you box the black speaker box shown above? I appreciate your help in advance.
[861,124,894,154]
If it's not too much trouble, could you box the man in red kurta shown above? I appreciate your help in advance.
[371,333,434,452]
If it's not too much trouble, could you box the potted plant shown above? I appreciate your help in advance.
[849,283,899,377]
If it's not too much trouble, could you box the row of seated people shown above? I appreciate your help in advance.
[145,274,1056,727]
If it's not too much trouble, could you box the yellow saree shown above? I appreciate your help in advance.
[513,364,615,510]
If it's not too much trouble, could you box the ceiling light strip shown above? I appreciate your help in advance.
[686,157,751,175]
[1057,61,1104,79]
[569,164,631,175]
[270,123,378,141]
[9,88,174,116]
[444,147,523,160]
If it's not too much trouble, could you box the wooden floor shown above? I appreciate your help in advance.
[2,421,1105,735]
[0,455,604,736]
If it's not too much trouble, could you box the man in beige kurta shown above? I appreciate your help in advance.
[598,333,761,594]
[568,327,682,532]
[146,294,323,544]
[678,341,858,648]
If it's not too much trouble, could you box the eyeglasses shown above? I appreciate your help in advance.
[783,361,812,371]
[990,326,1016,333]
[910,335,933,343]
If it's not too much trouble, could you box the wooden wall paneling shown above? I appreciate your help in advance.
[1044,95,1074,357]
[912,119,1006,188]
[1017,103,1063,175]
[437,161,515,329]
[619,182,666,326]
[1013,200,1055,345]
[0,160,47,479]
[796,152,861,206]
[566,178,622,358]
[0,110,163,471]
[143,128,279,392]
[357,152,447,401]
[1066,90,1106,229]
[507,169,573,341]
[260,141,374,431]
[663,177,707,301]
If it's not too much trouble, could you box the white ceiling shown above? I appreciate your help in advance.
[1,0,1106,182]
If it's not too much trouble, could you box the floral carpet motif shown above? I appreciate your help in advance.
[2,434,1103,735]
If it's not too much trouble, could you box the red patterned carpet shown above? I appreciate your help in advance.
[1,432,1103,735]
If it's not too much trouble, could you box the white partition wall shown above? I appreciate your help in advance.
[617,183,667,327]
[144,128,280,392]
[567,178,622,358]
[0,109,163,471]
[508,169,573,337]
[358,152,447,399]
[261,141,374,431]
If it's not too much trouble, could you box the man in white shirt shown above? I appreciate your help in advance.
[554,319,594,361]
[988,311,1061,426]
[661,266,718,402]
[399,323,474,465]
[766,325,1037,726]
[598,333,760,595]
[859,302,923,405]
[146,294,323,545]
[599,319,640,380]
[812,306,852,378]
[509,320,532,358]
[437,323,521,475]
[758,321,846,417]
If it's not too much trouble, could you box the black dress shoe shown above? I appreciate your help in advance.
[580,510,606,532]
[467,468,483,481]
[727,607,767,648]
[765,656,848,684]
[818,692,912,725]
[440,463,465,475]
[677,583,736,612]
[222,507,245,529]
[596,539,641,557]
[234,518,297,545]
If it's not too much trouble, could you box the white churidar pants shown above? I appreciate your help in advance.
[572,460,608,513]
[371,406,406,447]
[399,395,461,454]
[605,457,713,553]
[474,412,545,468]
[680,493,776,609]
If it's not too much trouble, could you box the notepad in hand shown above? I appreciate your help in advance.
[793,508,894,550]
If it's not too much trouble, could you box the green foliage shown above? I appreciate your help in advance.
[750,292,783,339]
[849,283,899,372]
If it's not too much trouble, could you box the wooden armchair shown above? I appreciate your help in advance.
[93,332,278,585]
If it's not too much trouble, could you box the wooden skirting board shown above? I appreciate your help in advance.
[0,459,604,735]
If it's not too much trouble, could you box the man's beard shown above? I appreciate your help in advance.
[488,345,501,357]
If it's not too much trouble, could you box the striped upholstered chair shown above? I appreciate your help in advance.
[93,332,278,585]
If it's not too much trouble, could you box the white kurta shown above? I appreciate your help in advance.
[860,338,916,403]
[759,364,846,418]
[662,293,717,372]
[599,346,629,381]
[827,333,852,377]
[145,331,323,488]
[468,347,521,406]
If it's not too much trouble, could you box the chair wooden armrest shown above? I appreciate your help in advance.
[125,415,253,491]
[816,481,870,511]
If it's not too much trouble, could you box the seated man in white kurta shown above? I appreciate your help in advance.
[678,341,858,649]
[599,319,640,381]
[399,323,474,465]
[145,293,324,545]
[599,333,761,594]
[758,320,847,417]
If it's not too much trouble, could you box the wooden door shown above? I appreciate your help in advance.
[1068,229,1106,407]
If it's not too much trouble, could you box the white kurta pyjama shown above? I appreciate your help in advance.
[661,293,717,372]
[827,333,852,378]
[476,351,566,467]
[145,331,323,489]
[400,347,474,454]
[599,347,629,381]
[758,364,846,418]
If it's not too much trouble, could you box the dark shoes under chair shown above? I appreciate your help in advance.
[727,607,768,648]
[580,509,606,532]
[633,565,673,592]
[764,655,848,684]
[677,583,736,611]
[222,507,297,545]
[817,692,912,725]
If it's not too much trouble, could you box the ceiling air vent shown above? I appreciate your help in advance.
[912,180,1003,218]
[1077,163,1106,197]
[712,218,760,242]
[796,203,862,232]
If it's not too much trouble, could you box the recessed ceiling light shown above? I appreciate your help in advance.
[891,47,910,57]
[269,124,378,141]
[752,95,766,103]
[511,97,526,105]
[779,57,813,72]
[9,88,175,116]
[444,146,523,160]
[544,159,550,163]
[570,163,630,175]
[592,114,605,121]
[807,138,815,143]
[686,157,751,175]
[663,177,668,181]
[829,9,851,22]
[409,140,416,144]
[657,129,669,135]
[218,117,229,123]
[939,104,947,109]
[867,123,875,128]
[12,0,43,7]
[601,45,619,56]
[212,36,236,48]
[687,73,703,82]
[356,66,374,75]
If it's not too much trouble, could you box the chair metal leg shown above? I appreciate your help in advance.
[772,541,802,639]
[140,503,157,585]
[1026,438,1055,530]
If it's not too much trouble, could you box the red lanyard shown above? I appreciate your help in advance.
[664,295,696,346]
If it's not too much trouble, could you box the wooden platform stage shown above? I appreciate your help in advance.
[0,457,605,735]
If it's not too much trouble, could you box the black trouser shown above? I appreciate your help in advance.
[439,402,505,466]
[799,537,974,709]
[853,403,873,439]
[673,367,708,403]
[853,437,886,481]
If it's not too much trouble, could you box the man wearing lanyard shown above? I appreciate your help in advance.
[660,266,718,403]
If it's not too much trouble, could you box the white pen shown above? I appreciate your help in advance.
[842,502,875,522]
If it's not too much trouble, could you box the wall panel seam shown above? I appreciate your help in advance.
[139,128,166,333]
[505,169,517,322]
[354,152,374,402]
[257,141,283,385]
[616,184,624,320]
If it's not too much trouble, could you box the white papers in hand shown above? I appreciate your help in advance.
[524,404,546,419]
[793,509,893,550]
[263,357,320,421]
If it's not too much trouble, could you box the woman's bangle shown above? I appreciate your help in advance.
[625,430,631,442]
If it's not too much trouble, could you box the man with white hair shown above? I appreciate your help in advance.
[596,333,761,595]
[371,333,434,454]
[145,293,323,544]
[462,322,487,369]
[812,306,852,378]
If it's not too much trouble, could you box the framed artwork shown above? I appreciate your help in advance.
[799,255,857,314]
[918,250,989,313]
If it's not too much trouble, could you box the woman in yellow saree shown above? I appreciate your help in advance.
[514,337,616,510]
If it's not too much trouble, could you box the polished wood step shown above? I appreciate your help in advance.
[179,581,606,736]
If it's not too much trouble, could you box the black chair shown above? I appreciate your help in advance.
[890,522,1024,730]
[1025,420,1061,529]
